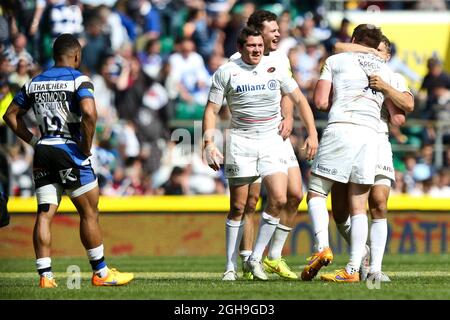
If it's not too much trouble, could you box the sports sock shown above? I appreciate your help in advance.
[36,257,53,279]
[225,219,244,271]
[307,197,329,252]
[267,224,292,260]
[239,250,252,263]
[369,218,388,273]
[336,215,351,245]
[87,244,108,278]
[250,212,280,262]
[346,214,368,275]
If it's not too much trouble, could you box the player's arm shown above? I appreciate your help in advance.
[334,42,384,58]
[279,95,294,140]
[286,88,318,160]
[279,55,295,140]
[79,97,97,156]
[3,102,37,146]
[202,101,223,171]
[385,98,406,127]
[313,79,332,112]
[369,75,414,112]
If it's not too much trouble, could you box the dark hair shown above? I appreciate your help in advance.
[237,26,262,47]
[351,24,382,49]
[380,35,391,54]
[53,33,81,59]
[247,10,277,32]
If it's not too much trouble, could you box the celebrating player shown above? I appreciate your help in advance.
[330,35,414,282]
[202,26,317,281]
[301,24,395,282]
[231,10,311,280]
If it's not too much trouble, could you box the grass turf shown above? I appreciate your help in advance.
[1,254,449,300]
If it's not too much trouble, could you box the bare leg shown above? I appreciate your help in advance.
[33,204,58,258]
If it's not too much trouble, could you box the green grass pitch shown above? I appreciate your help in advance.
[1,254,449,300]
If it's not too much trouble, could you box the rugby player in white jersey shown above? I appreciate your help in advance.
[230,10,308,280]
[301,24,395,282]
[329,35,414,282]
[202,26,318,281]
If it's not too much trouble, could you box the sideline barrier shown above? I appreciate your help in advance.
[1,195,449,257]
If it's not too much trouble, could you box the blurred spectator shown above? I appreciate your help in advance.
[15,0,46,61]
[2,33,34,68]
[415,0,447,10]
[8,142,33,196]
[47,0,84,42]
[421,57,450,119]
[8,58,31,87]
[159,166,189,195]
[97,4,130,52]
[168,37,210,120]
[138,38,163,80]
[81,16,111,74]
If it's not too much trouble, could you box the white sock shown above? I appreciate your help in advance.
[268,224,292,260]
[87,244,104,261]
[36,257,53,278]
[308,197,329,252]
[336,216,351,245]
[346,214,368,275]
[240,250,252,263]
[225,219,244,271]
[87,244,108,278]
[369,218,388,273]
[250,212,280,262]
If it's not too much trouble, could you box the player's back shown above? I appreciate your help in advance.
[22,67,94,142]
[323,52,392,131]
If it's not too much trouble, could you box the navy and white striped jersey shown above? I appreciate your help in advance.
[13,66,94,142]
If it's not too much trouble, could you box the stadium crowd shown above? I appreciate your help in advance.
[0,0,449,198]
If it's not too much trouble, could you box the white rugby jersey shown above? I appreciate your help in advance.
[320,52,394,131]
[378,72,412,133]
[208,54,298,134]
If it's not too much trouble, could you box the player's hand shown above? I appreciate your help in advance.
[203,143,223,171]
[278,117,293,140]
[301,135,318,161]
[369,74,388,92]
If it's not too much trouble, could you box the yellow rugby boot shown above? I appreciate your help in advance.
[39,276,58,288]
[92,268,134,286]
[263,257,298,280]
[242,261,254,280]
[301,247,333,281]
[320,269,359,283]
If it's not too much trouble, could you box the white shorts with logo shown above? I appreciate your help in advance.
[311,123,378,185]
[249,137,299,184]
[375,132,395,181]
[224,131,288,185]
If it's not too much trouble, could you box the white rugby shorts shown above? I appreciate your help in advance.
[224,131,288,184]
[375,132,395,182]
[311,123,378,185]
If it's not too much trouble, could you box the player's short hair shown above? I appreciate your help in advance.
[237,26,262,47]
[351,24,382,49]
[380,35,391,54]
[53,33,81,59]
[247,10,278,32]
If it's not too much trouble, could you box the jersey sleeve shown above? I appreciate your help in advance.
[208,67,228,105]
[392,73,413,95]
[12,81,31,110]
[74,75,95,101]
[319,56,333,82]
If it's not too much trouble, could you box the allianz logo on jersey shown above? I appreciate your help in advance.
[235,80,278,93]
